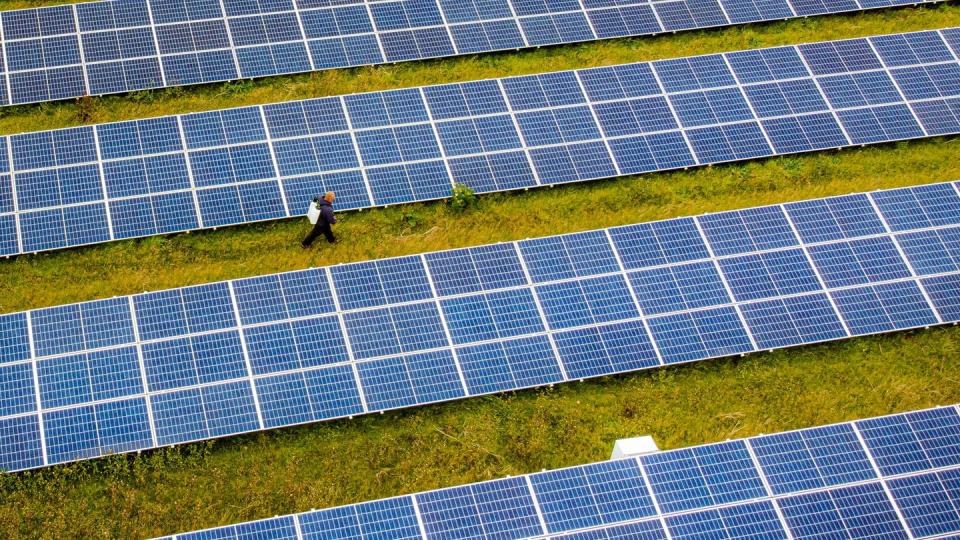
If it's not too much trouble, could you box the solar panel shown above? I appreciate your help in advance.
[1,180,959,472]
[158,405,960,539]
[0,0,944,107]
[2,27,960,257]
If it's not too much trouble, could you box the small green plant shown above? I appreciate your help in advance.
[219,79,255,98]
[400,210,424,230]
[450,183,477,211]
[127,90,153,103]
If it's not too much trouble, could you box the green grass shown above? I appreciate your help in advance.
[0,4,960,539]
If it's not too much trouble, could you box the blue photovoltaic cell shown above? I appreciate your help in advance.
[739,293,847,349]
[818,71,902,109]
[0,362,35,417]
[133,283,236,341]
[441,288,544,345]
[536,275,638,329]
[297,505,364,539]
[30,297,135,358]
[331,256,433,311]
[344,302,447,359]
[245,316,349,375]
[784,193,888,243]
[0,313,30,364]
[182,516,299,540]
[37,354,90,410]
[142,331,247,392]
[559,520,669,539]
[358,357,430,410]
[456,335,562,394]
[762,112,848,154]
[640,440,767,514]
[831,281,938,335]
[357,350,464,411]
[425,243,526,296]
[530,458,657,533]
[628,261,731,315]
[39,347,142,409]
[352,496,422,540]
[92,397,153,455]
[897,227,960,276]
[608,218,710,269]
[856,406,960,476]
[718,249,821,302]
[697,206,798,257]
[303,496,425,539]
[734,40,809,77]
[0,414,43,472]
[871,31,955,67]
[665,501,788,540]
[887,468,960,538]
[3,181,960,473]
[256,365,364,428]
[839,104,925,145]
[808,237,912,289]
[233,269,336,325]
[872,183,960,232]
[418,476,542,539]
[750,423,875,495]
[923,273,960,322]
[653,54,734,93]
[907,97,960,136]
[1,29,958,257]
[150,381,260,446]
[519,231,620,283]
[554,320,660,379]
[0,215,16,257]
[646,307,753,364]
[778,482,909,540]
[298,497,420,539]
[592,96,676,137]
[43,397,152,465]
[799,38,884,76]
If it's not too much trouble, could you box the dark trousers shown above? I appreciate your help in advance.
[302,221,335,246]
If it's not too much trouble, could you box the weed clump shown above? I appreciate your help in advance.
[450,183,478,211]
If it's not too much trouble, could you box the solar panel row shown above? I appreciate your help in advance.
[0,0,941,106]
[157,404,960,540]
[2,27,960,257]
[1,180,959,472]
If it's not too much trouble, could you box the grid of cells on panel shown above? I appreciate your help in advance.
[2,27,960,256]
[0,0,945,106]
[1,180,960,473]
[160,405,960,540]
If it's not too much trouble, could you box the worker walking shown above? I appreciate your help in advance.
[302,192,337,248]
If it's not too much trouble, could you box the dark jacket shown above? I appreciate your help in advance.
[316,198,336,225]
